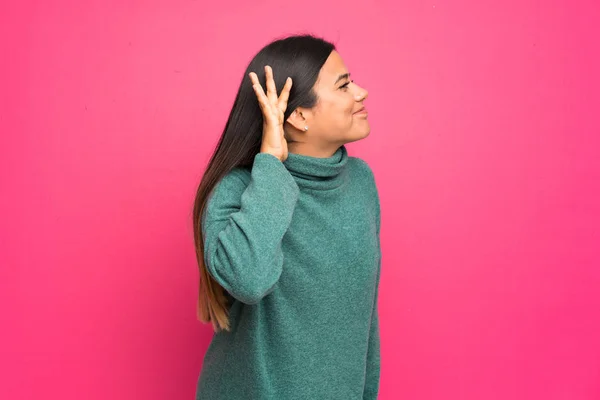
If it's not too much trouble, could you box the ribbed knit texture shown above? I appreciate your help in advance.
[196,144,381,400]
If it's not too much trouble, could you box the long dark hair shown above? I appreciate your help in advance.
[192,34,336,332]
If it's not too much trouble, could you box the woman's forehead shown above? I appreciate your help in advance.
[317,51,349,86]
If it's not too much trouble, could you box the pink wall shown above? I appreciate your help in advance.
[1,0,599,399]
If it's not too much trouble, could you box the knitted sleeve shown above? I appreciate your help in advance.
[201,153,300,305]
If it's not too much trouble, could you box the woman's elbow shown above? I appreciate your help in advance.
[206,250,283,305]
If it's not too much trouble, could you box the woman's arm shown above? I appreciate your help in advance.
[202,153,300,305]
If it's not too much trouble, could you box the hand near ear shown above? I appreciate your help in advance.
[249,66,293,162]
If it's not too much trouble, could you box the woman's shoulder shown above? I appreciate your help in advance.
[347,156,377,186]
[347,156,380,233]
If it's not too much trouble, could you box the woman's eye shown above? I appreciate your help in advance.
[340,80,354,90]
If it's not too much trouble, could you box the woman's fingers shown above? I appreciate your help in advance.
[264,65,278,105]
[278,77,292,113]
[249,67,290,124]
[248,71,260,87]
[249,72,269,108]
[249,74,268,108]
[252,84,271,114]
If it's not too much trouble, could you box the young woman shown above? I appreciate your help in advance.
[192,34,381,399]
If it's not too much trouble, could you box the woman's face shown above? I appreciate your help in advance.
[304,50,370,145]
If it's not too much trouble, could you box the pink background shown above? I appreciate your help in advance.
[1,0,599,399]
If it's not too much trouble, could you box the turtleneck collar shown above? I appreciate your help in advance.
[282,144,349,190]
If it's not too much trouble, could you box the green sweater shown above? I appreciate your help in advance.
[196,144,381,400]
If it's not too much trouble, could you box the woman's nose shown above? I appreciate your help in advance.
[354,85,368,101]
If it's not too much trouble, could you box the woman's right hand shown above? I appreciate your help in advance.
[249,66,293,162]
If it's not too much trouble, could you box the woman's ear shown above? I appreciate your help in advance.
[286,109,308,132]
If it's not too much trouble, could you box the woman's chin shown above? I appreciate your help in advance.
[344,128,371,144]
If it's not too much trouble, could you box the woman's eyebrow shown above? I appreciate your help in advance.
[334,73,351,84]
